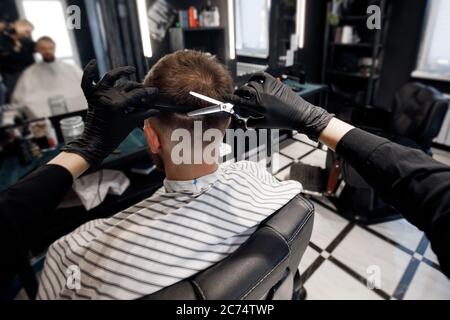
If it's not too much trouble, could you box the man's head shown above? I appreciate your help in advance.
[143,50,234,177]
[36,36,56,62]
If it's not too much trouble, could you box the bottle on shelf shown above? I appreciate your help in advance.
[199,1,220,27]
[211,4,220,27]
[188,6,199,28]
[44,118,58,149]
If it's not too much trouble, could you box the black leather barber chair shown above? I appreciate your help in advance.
[12,194,314,300]
[325,149,401,224]
[141,194,314,300]
[351,82,449,154]
[325,82,449,223]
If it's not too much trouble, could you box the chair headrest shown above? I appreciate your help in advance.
[392,82,449,143]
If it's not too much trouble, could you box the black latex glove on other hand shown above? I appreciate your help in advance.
[224,72,333,141]
[61,59,159,167]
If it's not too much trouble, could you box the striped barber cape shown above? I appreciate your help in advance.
[37,161,303,300]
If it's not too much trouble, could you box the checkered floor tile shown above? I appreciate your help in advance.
[273,138,450,300]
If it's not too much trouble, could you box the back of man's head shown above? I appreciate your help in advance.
[143,50,234,133]
[143,50,234,172]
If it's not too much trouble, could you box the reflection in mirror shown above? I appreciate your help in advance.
[234,0,301,77]
[11,0,86,120]
[277,0,300,67]
[137,0,179,62]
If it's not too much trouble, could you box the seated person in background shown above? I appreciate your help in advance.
[11,36,87,119]
[37,50,303,300]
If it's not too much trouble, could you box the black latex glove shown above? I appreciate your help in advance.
[61,59,159,167]
[224,72,333,141]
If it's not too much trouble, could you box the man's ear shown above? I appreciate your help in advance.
[226,117,232,129]
[143,120,161,154]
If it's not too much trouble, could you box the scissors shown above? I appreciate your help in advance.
[187,91,252,128]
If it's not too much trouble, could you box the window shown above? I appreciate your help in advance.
[413,0,450,81]
[235,0,271,58]
[15,0,80,66]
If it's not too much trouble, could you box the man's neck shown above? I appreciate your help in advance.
[164,163,219,181]
[41,59,56,64]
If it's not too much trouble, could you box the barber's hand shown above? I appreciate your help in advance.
[61,59,159,167]
[224,72,333,141]
[12,20,32,39]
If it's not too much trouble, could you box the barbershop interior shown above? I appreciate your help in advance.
[0,0,450,302]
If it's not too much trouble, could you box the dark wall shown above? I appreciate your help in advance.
[375,0,428,109]
[67,0,96,68]
[386,0,450,103]
[296,0,327,83]
[0,0,19,21]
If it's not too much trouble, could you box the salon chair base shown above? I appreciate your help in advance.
[325,149,404,225]
[328,193,402,225]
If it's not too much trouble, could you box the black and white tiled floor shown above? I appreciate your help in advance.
[274,134,450,300]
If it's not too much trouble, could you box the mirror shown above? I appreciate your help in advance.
[234,0,301,76]
[1,0,88,121]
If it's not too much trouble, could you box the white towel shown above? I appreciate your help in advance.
[72,170,130,211]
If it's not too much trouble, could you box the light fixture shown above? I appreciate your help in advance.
[228,0,236,60]
[296,0,306,49]
[136,0,152,58]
